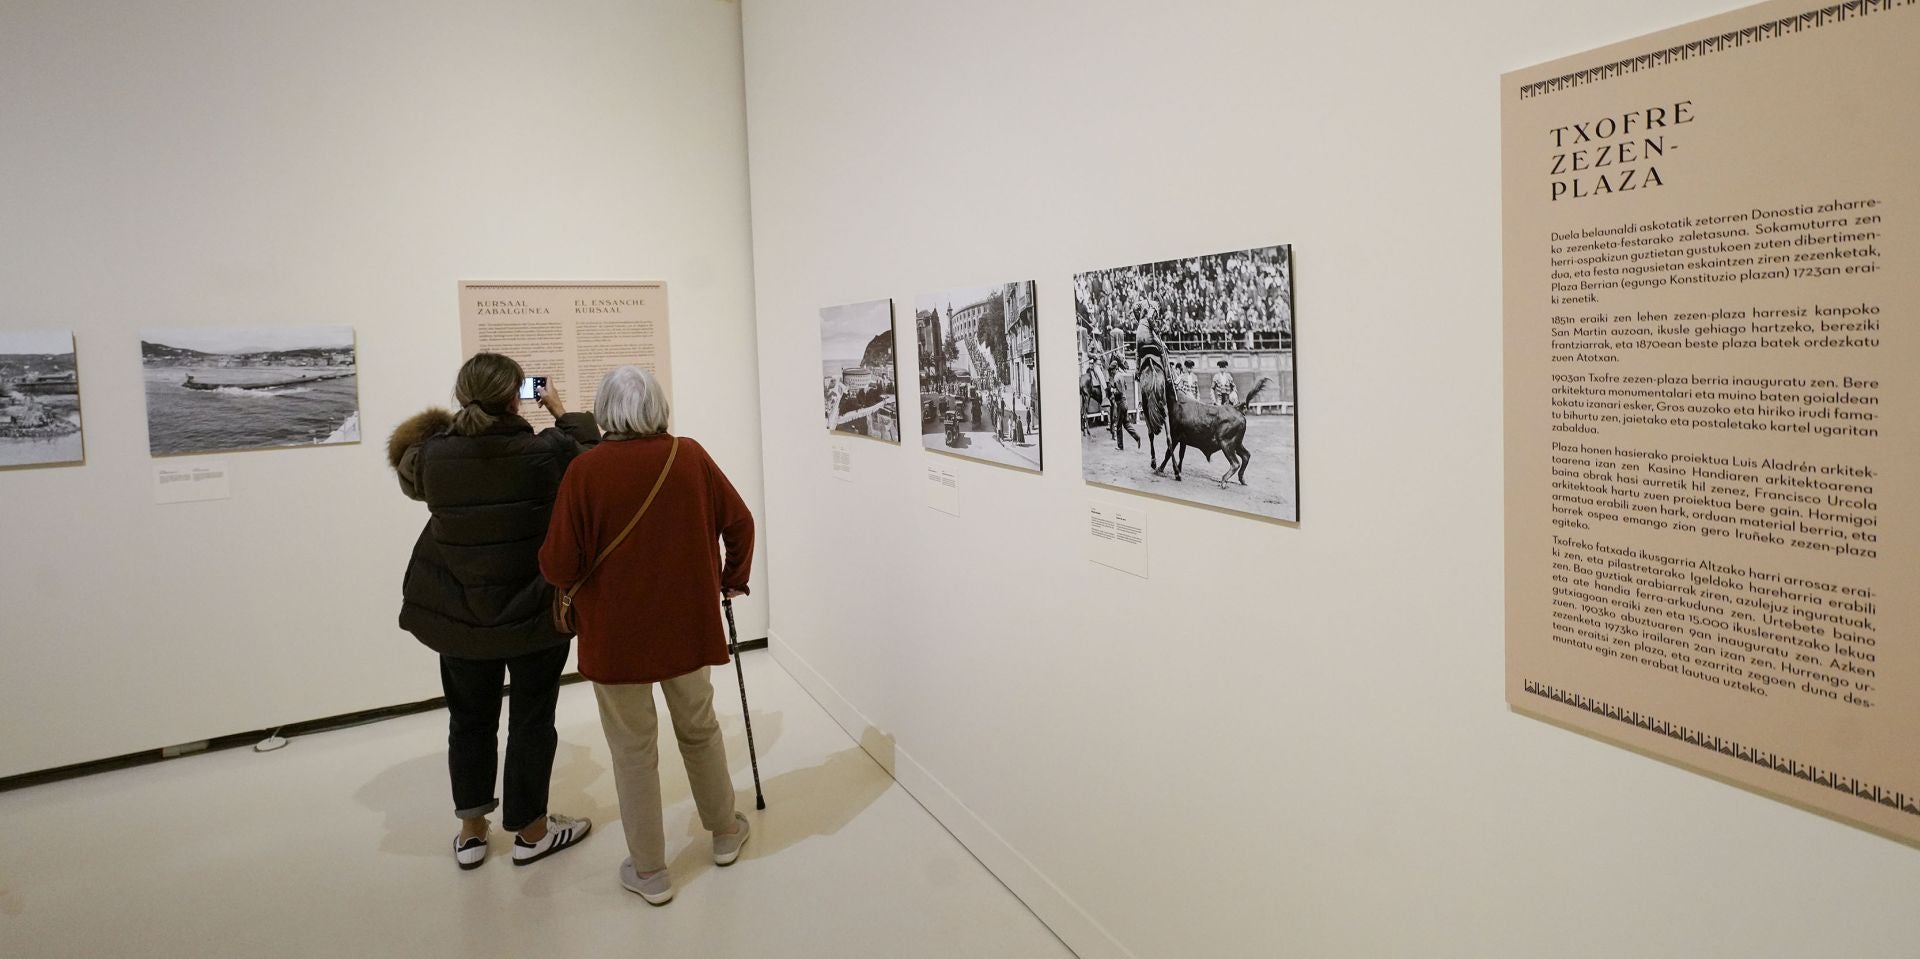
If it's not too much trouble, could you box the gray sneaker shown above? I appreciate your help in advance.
[713,812,750,866]
[620,858,674,905]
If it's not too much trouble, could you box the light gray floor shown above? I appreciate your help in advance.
[0,652,1075,959]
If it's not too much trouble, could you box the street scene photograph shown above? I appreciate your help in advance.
[819,299,900,442]
[1075,245,1298,521]
[914,281,1041,472]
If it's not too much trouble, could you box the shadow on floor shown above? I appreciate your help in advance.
[717,706,786,789]
[352,694,789,861]
[661,729,896,893]
[553,702,790,822]
[353,738,616,858]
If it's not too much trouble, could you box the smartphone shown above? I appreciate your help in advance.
[518,376,548,400]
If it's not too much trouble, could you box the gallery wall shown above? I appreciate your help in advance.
[0,0,766,778]
[739,1,1920,956]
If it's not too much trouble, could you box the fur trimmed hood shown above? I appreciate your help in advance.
[387,408,453,469]
[392,410,598,658]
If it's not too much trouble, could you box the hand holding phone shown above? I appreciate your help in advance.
[537,381,565,417]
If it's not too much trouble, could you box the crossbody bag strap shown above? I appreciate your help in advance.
[561,436,679,606]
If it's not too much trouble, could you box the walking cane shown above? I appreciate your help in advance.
[723,598,766,810]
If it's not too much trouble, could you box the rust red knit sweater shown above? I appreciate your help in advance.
[540,434,754,684]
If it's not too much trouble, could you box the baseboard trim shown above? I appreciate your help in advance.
[769,631,1134,959]
[0,637,770,793]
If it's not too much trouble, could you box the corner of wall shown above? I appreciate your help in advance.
[769,631,1136,959]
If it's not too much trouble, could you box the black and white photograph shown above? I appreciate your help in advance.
[0,330,85,468]
[141,326,361,456]
[1075,245,1298,522]
[915,281,1041,472]
[819,299,900,443]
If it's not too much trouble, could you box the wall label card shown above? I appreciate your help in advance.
[926,464,960,516]
[154,461,231,504]
[1502,0,1919,843]
[830,439,854,482]
[1087,497,1148,579]
[458,281,670,430]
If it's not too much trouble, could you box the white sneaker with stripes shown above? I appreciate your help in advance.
[454,833,488,870]
[511,814,592,866]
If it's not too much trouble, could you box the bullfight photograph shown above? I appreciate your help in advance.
[1075,245,1298,522]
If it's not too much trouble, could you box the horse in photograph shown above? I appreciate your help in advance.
[1142,367,1273,488]
[1135,354,1172,468]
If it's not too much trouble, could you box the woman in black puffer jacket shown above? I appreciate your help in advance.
[388,352,598,870]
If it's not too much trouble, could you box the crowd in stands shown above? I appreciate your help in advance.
[1076,247,1293,353]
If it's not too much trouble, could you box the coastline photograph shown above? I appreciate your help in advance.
[819,299,900,443]
[140,326,361,456]
[0,330,85,468]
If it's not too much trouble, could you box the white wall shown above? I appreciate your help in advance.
[740,1,1920,956]
[0,0,766,778]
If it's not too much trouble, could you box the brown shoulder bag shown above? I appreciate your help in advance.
[552,436,680,634]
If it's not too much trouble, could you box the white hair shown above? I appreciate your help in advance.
[595,365,670,435]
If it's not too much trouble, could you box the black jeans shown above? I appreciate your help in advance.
[439,643,570,832]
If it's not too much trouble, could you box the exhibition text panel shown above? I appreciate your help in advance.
[458,281,670,429]
[1502,0,1918,842]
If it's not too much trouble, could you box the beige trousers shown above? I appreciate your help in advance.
[593,668,738,872]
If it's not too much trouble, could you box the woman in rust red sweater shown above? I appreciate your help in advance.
[538,365,755,905]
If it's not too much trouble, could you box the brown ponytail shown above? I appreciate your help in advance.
[450,352,523,436]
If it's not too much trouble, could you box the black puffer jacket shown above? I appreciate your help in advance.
[388,408,599,659]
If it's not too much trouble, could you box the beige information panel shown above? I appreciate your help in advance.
[1503,0,1918,843]
[458,281,670,428]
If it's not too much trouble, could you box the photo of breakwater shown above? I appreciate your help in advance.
[141,326,360,455]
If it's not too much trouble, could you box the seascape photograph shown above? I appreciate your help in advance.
[819,299,900,443]
[0,330,85,468]
[140,326,361,455]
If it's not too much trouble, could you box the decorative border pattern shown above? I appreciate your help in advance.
[1519,0,1915,99]
[461,283,662,289]
[1523,680,1919,818]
